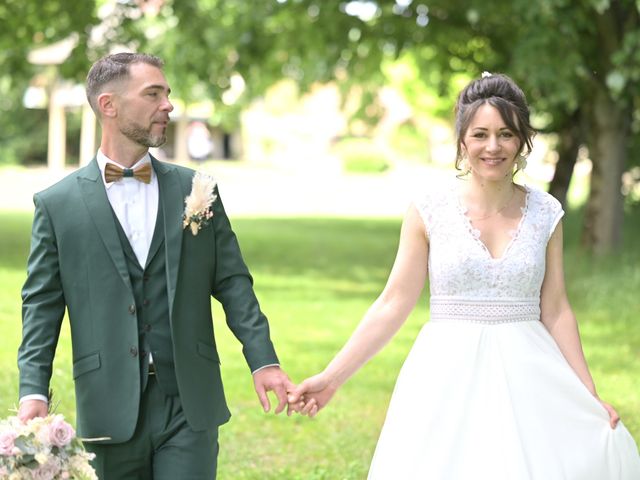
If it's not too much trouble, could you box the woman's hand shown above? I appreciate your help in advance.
[287,373,338,417]
[599,399,620,429]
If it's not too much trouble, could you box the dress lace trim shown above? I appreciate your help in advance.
[456,185,531,261]
[430,297,540,324]
[414,182,565,300]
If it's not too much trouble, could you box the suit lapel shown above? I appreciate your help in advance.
[153,157,184,317]
[77,158,133,291]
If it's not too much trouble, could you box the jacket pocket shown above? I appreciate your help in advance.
[197,341,220,364]
[73,352,101,379]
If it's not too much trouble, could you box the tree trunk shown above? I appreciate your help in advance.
[581,86,629,254]
[548,111,583,209]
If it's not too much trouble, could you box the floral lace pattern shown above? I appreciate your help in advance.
[456,188,530,260]
[415,181,564,318]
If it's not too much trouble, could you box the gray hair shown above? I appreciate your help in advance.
[86,52,164,115]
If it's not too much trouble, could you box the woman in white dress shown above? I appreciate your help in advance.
[288,73,640,479]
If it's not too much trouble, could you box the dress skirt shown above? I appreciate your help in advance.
[367,319,640,479]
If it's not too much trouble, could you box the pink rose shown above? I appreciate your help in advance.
[32,461,62,480]
[48,417,75,447]
[0,430,17,455]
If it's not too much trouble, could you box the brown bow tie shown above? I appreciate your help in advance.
[104,162,152,184]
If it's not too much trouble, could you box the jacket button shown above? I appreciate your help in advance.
[143,299,150,307]
[130,347,138,357]
[143,324,152,332]
[128,304,136,314]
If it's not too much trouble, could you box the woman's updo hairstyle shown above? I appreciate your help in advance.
[454,73,536,172]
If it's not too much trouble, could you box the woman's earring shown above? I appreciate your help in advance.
[460,154,471,175]
[516,152,528,172]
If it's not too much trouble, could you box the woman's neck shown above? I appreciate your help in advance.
[461,175,517,213]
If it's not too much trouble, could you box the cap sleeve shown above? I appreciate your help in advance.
[414,191,435,237]
[542,190,565,239]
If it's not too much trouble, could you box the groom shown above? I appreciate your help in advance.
[17,52,293,479]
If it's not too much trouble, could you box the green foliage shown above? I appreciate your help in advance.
[388,121,431,164]
[0,0,97,166]
[0,102,49,165]
[1,0,639,251]
[0,1,96,80]
[1,0,639,134]
[332,137,390,173]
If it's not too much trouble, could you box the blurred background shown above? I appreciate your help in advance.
[1,1,639,478]
[1,0,639,246]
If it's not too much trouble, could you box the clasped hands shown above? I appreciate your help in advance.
[252,367,336,417]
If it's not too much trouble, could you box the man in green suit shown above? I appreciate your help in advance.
[17,52,294,479]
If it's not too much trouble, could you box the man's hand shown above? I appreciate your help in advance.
[252,366,295,414]
[17,399,48,423]
[287,373,337,417]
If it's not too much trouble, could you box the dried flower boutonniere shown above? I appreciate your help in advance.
[182,172,217,235]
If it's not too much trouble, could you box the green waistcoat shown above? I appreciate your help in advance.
[111,200,179,395]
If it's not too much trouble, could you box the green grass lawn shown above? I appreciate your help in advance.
[0,208,639,479]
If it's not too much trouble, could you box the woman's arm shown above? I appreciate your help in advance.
[540,221,619,428]
[289,204,429,415]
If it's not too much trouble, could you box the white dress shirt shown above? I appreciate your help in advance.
[97,151,159,267]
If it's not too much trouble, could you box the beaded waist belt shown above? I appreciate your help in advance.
[430,297,540,324]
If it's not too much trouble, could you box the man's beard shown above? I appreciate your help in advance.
[120,121,166,148]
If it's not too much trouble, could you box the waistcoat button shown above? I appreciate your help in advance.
[128,304,136,314]
[130,346,138,357]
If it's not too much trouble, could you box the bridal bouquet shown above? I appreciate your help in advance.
[0,414,97,479]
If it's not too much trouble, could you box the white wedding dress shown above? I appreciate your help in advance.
[368,183,640,479]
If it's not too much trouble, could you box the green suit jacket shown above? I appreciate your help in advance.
[18,157,279,443]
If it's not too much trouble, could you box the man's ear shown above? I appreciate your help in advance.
[97,92,117,118]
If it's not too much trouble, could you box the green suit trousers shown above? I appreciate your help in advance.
[86,376,219,479]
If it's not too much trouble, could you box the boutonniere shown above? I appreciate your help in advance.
[182,172,217,235]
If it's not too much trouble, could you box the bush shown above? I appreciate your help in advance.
[388,121,431,163]
[332,137,390,174]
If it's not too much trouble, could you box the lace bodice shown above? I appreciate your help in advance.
[416,182,564,303]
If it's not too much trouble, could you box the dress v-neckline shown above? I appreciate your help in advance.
[457,185,531,261]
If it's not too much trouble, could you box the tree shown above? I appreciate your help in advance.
[2,0,638,253]
[505,0,640,253]
[232,0,639,254]
[0,0,97,164]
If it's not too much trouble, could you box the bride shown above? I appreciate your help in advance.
[288,73,640,479]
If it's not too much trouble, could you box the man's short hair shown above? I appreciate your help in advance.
[86,52,164,115]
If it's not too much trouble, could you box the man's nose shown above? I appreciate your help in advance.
[161,97,174,112]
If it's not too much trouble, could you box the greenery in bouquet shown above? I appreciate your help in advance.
[0,413,97,480]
